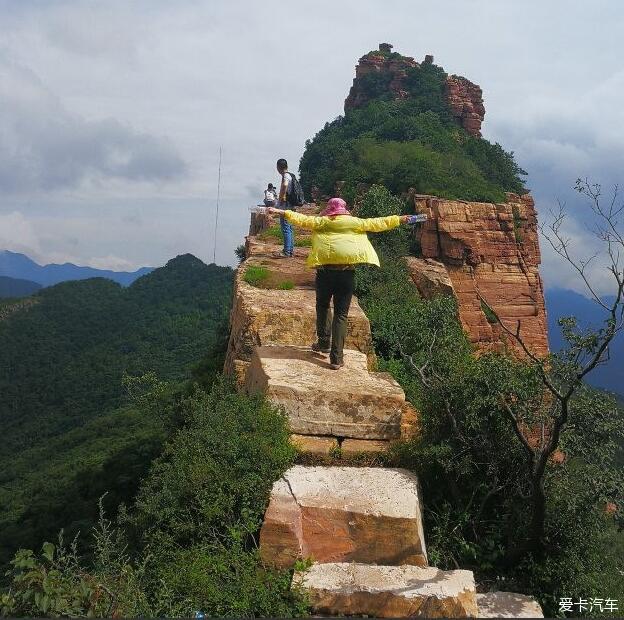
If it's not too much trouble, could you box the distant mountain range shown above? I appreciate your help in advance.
[0,250,152,288]
[545,287,622,394]
[0,275,42,298]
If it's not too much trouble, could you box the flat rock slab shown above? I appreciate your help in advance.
[246,346,406,440]
[477,592,543,618]
[223,271,373,383]
[260,465,427,569]
[295,562,478,618]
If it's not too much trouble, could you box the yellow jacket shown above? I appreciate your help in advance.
[283,211,401,268]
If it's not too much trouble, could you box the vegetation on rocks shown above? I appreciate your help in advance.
[299,59,526,204]
[354,186,624,617]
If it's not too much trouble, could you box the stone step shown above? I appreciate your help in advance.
[223,268,373,386]
[295,562,478,618]
[477,592,543,618]
[246,345,410,440]
[259,465,427,569]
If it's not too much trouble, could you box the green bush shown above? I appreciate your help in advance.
[299,62,527,203]
[243,265,270,286]
[2,381,308,618]
[277,281,295,290]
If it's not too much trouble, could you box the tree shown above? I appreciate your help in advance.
[477,178,624,559]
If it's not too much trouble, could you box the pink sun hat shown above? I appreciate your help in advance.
[321,197,351,216]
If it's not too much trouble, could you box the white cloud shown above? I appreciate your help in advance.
[0,211,41,256]
[0,53,187,194]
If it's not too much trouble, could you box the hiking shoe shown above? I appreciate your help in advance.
[329,362,344,370]
[311,342,331,354]
[273,251,293,259]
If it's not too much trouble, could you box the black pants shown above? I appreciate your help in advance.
[315,268,355,365]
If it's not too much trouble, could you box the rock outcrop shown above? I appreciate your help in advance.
[260,466,427,569]
[344,43,485,137]
[246,346,410,440]
[296,563,479,618]
[408,192,549,357]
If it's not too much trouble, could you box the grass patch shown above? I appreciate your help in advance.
[277,281,295,290]
[257,224,312,247]
[243,265,270,286]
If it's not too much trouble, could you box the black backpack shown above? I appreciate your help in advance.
[286,173,305,207]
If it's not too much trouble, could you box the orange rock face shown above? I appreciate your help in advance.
[260,466,428,569]
[410,192,549,357]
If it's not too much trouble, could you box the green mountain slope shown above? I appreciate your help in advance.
[0,275,42,298]
[300,54,526,203]
[0,254,233,570]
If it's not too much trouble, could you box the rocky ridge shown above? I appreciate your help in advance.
[223,208,544,616]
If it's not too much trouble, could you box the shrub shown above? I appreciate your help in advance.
[2,382,308,618]
[277,281,295,290]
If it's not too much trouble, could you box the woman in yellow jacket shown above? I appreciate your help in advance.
[267,197,412,369]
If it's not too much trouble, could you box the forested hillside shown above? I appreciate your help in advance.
[0,276,41,298]
[0,254,233,572]
[299,50,526,203]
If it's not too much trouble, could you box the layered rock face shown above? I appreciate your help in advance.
[445,75,486,137]
[260,466,427,569]
[408,192,549,357]
[344,43,485,137]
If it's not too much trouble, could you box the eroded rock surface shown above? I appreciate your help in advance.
[260,466,427,569]
[411,192,548,357]
[296,562,478,618]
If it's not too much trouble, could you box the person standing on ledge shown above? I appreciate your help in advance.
[275,158,295,257]
[267,198,415,370]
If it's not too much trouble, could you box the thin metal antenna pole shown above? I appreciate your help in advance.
[213,146,222,263]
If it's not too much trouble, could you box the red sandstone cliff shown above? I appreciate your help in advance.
[407,192,549,357]
[344,43,485,137]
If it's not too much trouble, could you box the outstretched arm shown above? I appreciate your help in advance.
[357,214,409,232]
[266,207,324,230]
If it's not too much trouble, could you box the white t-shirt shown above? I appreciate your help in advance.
[279,172,293,206]
[264,188,277,201]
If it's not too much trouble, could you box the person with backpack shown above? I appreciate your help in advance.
[263,183,278,206]
[275,158,304,258]
[267,198,421,369]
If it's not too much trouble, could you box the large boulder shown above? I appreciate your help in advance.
[405,256,455,298]
[295,562,478,618]
[260,465,427,569]
[245,345,410,440]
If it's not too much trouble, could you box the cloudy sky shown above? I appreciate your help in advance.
[0,0,622,293]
